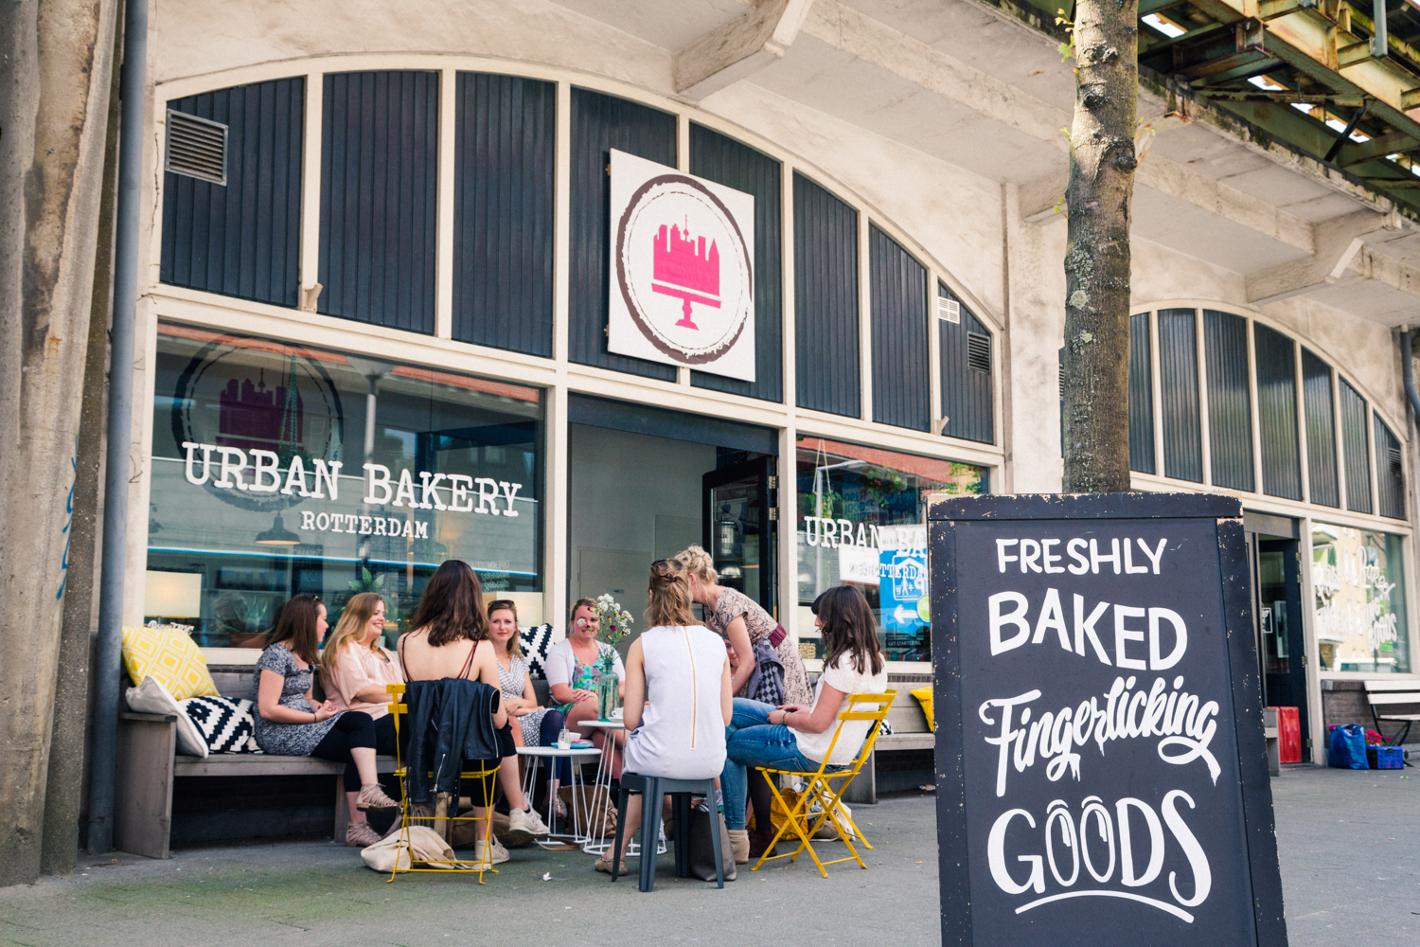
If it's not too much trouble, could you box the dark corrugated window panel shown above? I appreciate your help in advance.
[568,88,677,380]
[688,125,783,402]
[319,70,438,333]
[1204,309,1254,491]
[868,226,929,431]
[1157,308,1203,482]
[1128,312,1155,474]
[938,283,994,444]
[1374,414,1405,519]
[1339,379,1372,513]
[161,77,304,307]
[452,73,555,356]
[1301,348,1339,508]
[1253,323,1301,500]
[794,174,859,417]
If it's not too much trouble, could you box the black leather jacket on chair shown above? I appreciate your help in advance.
[403,678,504,802]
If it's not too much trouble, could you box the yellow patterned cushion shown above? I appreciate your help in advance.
[121,624,218,698]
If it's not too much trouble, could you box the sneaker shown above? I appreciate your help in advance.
[345,822,381,848]
[502,806,547,846]
[356,784,399,811]
[473,837,511,866]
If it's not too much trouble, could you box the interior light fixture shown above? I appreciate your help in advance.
[255,512,301,546]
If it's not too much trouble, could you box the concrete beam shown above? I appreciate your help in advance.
[1246,209,1406,302]
[674,0,815,100]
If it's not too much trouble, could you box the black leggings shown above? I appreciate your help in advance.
[311,711,376,787]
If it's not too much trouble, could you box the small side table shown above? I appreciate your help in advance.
[515,745,601,847]
[578,719,665,858]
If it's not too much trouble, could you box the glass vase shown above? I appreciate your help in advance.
[596,669,619,721]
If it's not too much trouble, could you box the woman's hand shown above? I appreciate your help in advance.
[509,705,533,717]
[572,688,597,703]
[313,699,339,722]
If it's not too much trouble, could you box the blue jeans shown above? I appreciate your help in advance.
[721,698,823,831]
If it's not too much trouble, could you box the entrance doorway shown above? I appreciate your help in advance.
[1245,512,1310,762]
[567,396,777,640]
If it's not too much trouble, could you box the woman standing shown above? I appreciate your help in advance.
[599,558,732,874]
[546,598,626,776]
[487,598,569,819]
[251,594,398,843]
[320,592,404,847]
[719,585,887,862]
[676,544,811,707]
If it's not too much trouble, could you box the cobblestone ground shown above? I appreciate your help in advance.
[0,767,1414,945]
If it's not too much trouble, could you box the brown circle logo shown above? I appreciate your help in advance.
[614,173,754,366]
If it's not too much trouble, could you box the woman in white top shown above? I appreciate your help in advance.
[596,558,731,875]
[719,584,887,863]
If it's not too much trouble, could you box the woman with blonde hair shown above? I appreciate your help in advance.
[487,598,569,819]
[597,558,731,874]
[676,544,811,707]
[320,592,404,847]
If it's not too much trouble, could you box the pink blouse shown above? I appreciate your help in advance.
[325,642,404,719]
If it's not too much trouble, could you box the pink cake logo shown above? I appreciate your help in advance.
[610,153,754,380]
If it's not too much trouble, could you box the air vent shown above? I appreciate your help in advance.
[1390,446,1403,477]
[967,331,992,373]
[937,295,961,324]
[165,110,227,185]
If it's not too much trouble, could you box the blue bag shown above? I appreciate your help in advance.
[1328,723,1369,769]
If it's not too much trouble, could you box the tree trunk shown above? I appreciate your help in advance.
[0,0,119,886]
[1062,0,1138,494]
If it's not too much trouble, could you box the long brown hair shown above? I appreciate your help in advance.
[646,559,695,628]
[320,592,384,679]
[407,560,487,647]
[815,585,884,676]
[487,599,521,658]
[267,594,324,666]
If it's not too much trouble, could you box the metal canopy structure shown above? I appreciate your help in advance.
[1016,0,1420,218]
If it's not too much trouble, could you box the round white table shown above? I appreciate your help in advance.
[515,745,602,848]
[577,719,666,857]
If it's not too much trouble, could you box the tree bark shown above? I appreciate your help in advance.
[0,0,119,886]
[1062,0,1138,494]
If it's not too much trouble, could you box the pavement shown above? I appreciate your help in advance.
[0,767,1415,945]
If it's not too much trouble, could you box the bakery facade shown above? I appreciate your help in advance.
[126,0,1420,763]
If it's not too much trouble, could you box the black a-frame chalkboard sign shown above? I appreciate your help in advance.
[929,493,1287,946]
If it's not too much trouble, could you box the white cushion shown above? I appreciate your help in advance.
[126,675,208,758]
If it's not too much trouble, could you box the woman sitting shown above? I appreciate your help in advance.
[398,561,549,863]
[487,598,569,821]
[720,585,887,863]
[598,558,732,874]
[251,594,398,843]
[319,591,404,847]
[677,544,812,707]
[546,598,626,777]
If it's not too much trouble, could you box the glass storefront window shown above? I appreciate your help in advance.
[1312,524,1409,673]
[796,436,987,662]
[146,325,543,648]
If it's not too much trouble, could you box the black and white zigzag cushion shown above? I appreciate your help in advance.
[180,695,262,754]
[520,623,554,679]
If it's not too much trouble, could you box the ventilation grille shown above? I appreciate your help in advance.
[967,331,992,373]
[165,110,227,185]
[1390,446,1403,477]
[937,295,961,324]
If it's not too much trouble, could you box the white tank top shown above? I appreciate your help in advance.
[623,625,727,780]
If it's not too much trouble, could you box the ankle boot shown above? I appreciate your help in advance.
[727,828,750,864]
[748,825,777,859]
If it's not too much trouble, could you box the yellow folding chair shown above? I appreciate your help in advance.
[752,690,897,878]
[385,682,502,884]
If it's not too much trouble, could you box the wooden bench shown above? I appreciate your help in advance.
[842,674,933,805]
[1365,680,1420,746]
[115,665,394,859]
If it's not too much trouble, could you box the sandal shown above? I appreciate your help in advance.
[594,855,629,876]
[356,783,399,811]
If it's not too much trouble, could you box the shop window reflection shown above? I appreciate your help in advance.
[146,325,543,647]
[1311,524,1409,673]
[795,436,987,662]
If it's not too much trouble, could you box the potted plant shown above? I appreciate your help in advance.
[593,593,633,720]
